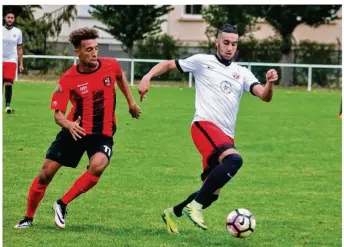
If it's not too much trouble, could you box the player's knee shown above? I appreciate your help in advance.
[88,162,108,177]
[37,168,54,184]
[222,153,243,176]
[219,148,240,163]
[37,160,61,184]
[88,152,110,176]
[4,81,13,86]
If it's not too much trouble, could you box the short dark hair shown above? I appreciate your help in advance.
[217,24,238,37]
[69,27,99,48]
[4,9,15,17]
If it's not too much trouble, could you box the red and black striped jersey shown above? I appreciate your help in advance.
[50,57,122,137]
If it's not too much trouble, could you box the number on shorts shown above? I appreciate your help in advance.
[103,145,111,157]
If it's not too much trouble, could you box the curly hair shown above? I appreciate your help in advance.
[69,27,99,48]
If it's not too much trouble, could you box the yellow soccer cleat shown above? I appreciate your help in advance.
[183,201,208,230]
[161,207,180,234]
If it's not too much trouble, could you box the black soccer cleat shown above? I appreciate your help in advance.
[14,217,33,229]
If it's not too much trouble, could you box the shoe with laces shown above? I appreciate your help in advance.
[183,201,207,230]
[53,201,67,229]
[14,217,33,229]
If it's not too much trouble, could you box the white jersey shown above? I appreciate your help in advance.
[2,26,23,63]
[176,54,260,138]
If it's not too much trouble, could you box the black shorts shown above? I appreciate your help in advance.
[45,129,114,168]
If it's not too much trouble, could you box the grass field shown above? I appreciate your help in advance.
[2,82,342,247]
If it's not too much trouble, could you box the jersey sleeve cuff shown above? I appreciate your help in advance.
[175,59,184,73]
[50,106,66,113]
[17,43,23,46]
[249,82,260,96]
[116,72,123,79]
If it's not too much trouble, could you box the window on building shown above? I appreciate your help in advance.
[184,5,202,15]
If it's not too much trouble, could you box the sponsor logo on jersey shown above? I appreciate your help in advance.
[77,83,88,94]
[103,76,111,87]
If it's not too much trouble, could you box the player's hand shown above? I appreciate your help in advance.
[138,76,150,102]
[68,116,86,141]
[129,103,142,119]
[266,69,278,83]
[19,65,24,73]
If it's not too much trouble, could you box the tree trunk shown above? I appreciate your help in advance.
[279,52,294,87]
[127,46,133,84]
[43,31,47,55]
[279,34,295,87]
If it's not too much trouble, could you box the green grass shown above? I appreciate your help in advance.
[3,82,342,247]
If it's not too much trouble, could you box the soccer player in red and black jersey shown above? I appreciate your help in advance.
[14,27,142,229]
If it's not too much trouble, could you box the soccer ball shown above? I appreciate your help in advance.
[226,208,256,238]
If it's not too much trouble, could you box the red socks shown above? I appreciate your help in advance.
[61,170,100,205]
[26,177,48,218]
[25,171,99,218]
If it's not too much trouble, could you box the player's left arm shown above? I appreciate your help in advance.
[17,30,24,72]
[116,71,142,119]
[252,69,278,102]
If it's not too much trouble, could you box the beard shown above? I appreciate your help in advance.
[5,21,14,28]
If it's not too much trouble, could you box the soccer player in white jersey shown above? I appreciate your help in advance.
[3,9,24,114]
[138,24,278,233]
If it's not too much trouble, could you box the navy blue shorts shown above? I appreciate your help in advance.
[46,129,114,168]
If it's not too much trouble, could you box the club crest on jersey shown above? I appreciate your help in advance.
[220,81,233,94]
[103,76,111,87]
[13,34,16,38]
[232,72,240,79]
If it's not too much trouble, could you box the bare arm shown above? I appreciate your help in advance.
[252,82,274,102]
[17,45,24,72]
[117,72,142,119]
[252,69,278,102]
[54,110,85,140]
[144,60,177,80]
[138,60,177,101]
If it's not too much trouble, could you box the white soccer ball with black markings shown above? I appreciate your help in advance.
[226,208,256,238]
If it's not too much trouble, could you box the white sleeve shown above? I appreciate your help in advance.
[242,67,260,94]
[175,54,201,73]
[17,29,23,45]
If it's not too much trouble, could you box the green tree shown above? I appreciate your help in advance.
[2,5,41,20]
[250,5,341,86]
[89,5,174,58]
[3,5,77,75]
[4,5,77,54]
[37,5,77,54]
[134,34,186,81]
[201,5,258,52]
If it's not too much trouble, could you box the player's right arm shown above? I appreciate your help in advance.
[138,60,177,101]
[139,55,200,101]
[54,111,85,140]
[50,79,85,140]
